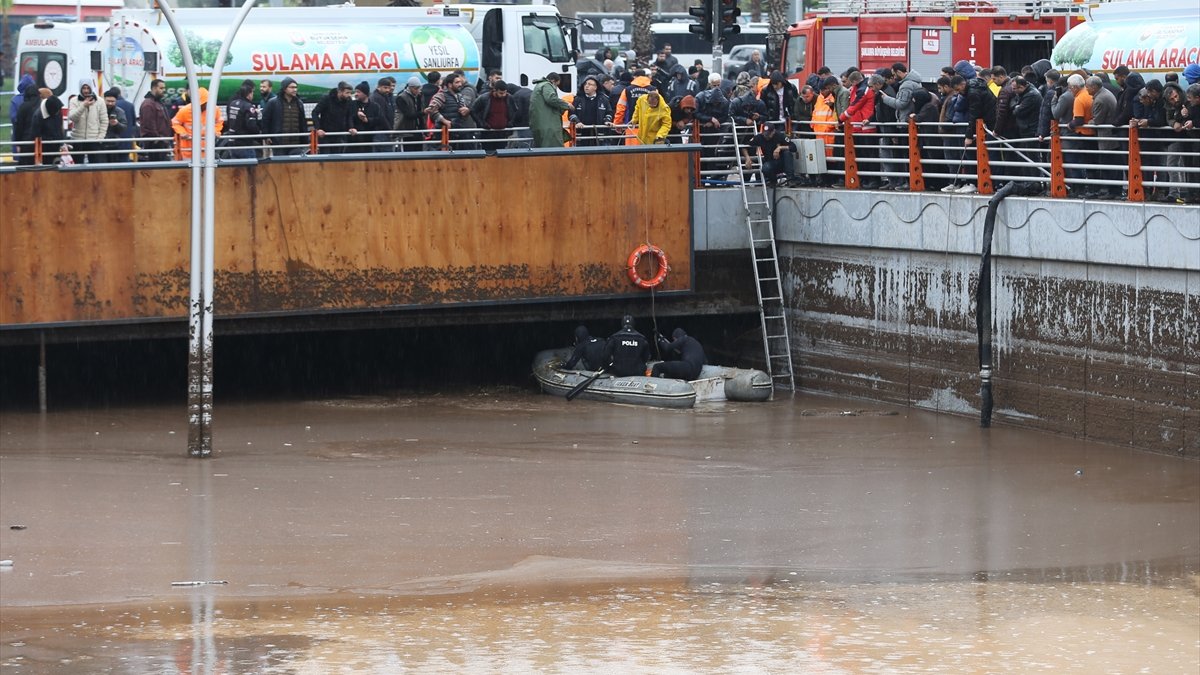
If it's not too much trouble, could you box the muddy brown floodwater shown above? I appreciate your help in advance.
[0,389,1197,674]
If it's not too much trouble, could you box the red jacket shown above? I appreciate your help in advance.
[841,85,877,133]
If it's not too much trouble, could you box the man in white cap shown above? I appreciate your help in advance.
[394,76,425,151]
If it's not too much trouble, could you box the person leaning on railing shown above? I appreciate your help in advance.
[910,89,944,191]
[1164,82,1197,204]
[840,71,880,188]
[1083,76,1119,199]
[1062,74,1091,185]
[694,75,730,161]
[1184,83,1200,203]
[815,77,843,187]
[630,90,671,146]
[1006,76,1042,189]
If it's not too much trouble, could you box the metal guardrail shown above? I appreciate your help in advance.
[682,117,1198,203]
[2,118,1197,204]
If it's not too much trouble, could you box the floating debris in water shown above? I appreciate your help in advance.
[10,525,27,531]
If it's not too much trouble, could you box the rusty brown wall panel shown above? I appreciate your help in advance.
[0,152,692,326]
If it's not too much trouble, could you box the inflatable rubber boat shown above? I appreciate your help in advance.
[532,348,772,409]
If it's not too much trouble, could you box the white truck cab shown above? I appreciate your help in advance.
[450,3,581,91]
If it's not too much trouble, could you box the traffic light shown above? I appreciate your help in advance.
[717,0,741,44]
[688,0,715,43]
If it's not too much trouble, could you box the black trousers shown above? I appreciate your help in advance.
[651,359,702,381]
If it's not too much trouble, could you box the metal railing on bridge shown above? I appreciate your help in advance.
[685,117,1198,203]
[3,117,1197,204]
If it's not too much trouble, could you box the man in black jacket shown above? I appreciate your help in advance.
[369,77,396,152]
[652,328,706,381]
[606,316,651,377]
[760,72,798,124]
[350,81,388,153]
[12,87,42,166]
[394,76,425,151]
[564,325,608,371]
[1009,76,1043,188]
[312,81,355,154]
[225,81,260,159]
[471,80,517,151]
[954,59,996,148]
[261,77,307,155]
[32,95,65,164]
[569,76,613,147]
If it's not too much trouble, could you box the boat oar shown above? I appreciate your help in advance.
[566,368,606,401]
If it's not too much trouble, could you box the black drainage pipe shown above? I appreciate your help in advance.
[976,182,1017,428]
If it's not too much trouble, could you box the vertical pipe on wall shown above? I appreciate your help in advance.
[976,181,1016,428]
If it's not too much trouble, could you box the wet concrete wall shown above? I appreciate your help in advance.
[698,188,1198,457]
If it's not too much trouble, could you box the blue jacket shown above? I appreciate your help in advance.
[10,74,35,126]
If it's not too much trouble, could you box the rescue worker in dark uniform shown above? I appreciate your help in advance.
[563,325,609,371]
[605,315,651,377]
[652,327,706,380]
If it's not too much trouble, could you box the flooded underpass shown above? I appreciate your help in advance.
[0,324,1197,673]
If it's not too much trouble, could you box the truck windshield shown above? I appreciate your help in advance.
[18,51,69,97]
[784,35,807,75]
[522,16,571,64]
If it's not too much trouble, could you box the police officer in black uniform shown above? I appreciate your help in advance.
[605,315,651,377]
[652,327,706,380]
[563,325,609,371]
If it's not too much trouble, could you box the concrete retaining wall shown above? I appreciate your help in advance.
[696,187,1199,456]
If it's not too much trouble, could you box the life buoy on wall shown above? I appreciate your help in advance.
[627,245,669,289]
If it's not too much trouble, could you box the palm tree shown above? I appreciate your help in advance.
[632,0,653,60]
[765,0,789,60]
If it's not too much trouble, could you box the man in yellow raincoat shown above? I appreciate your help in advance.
[631,91,672,146]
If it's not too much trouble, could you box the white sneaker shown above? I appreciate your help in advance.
[955,184,977,194]
[940,183,959,193]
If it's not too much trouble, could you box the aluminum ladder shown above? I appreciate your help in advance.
[730,121,796,391]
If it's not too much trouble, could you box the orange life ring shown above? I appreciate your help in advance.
[627,245,669,289]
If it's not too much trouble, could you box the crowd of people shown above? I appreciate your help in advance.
[8,49,1199,202]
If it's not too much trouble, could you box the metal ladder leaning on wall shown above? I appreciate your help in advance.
[730,121,796,391]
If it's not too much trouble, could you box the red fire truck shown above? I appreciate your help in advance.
[779,0,1092,83]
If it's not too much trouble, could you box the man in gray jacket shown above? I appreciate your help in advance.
[881,62,922,121]
[1086,75,1120,199]
[880,63,922,189]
